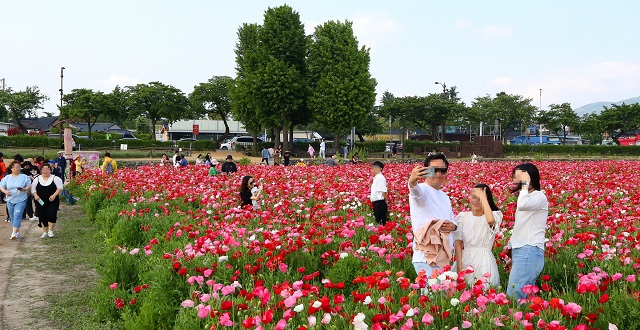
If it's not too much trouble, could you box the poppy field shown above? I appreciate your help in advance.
[71,160,640,329]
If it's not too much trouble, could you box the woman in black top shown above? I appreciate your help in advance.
[21,161,39,221]
[239,175,262,208]
[31,163,63,238]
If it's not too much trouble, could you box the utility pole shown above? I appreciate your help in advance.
[59,67,65,109]
[0,78,5,90]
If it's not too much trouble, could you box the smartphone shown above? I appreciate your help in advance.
[420,167,436,178]
[38,198,45,206]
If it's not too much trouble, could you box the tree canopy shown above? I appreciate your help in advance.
[61,88,117,138]
[0,86,49,133]
[126,82,189,135]
[190,76,234,144]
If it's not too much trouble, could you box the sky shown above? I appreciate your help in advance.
[2,0,640,116]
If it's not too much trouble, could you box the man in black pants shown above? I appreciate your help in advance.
[370,161,388,225]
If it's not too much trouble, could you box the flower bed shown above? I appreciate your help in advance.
[70,161,640,329]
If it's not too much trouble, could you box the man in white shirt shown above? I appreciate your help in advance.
[370,161,388,225]
[172,150,179,166]
[319,140,326,159]
[408,154,458,280]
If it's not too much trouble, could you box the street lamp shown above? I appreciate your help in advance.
[59,67,65,109]
[539,88,543,143]
[434,81,447,94]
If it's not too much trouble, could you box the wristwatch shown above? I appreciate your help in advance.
[521,181,530,186]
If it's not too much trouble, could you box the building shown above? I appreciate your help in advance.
[167,119,248,141]
[20,116,59,133]
[69,122,132,136]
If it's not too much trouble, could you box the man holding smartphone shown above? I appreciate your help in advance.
[408,154,458,280]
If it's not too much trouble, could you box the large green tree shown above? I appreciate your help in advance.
[126,82,189,135]
[0,86,49,133]
[308,20,376,143]
[538,102,580,144]
[231,23,263,153]
[471,92,537,142]
[254,5,308,151]
[578,113,604,145]
[598,102,640,145]
[190,76,234,145]
[61,88,116,139]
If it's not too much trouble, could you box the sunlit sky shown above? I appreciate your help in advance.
[2,0,639,115]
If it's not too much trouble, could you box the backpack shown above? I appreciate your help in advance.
[104,160,115,174]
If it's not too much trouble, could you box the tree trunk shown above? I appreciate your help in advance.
[282,125,289,151]
[357,132,365,142]
[430,124,438,142]
[273,127,281,149]
[562,125,567,145]
[441,123,446,142]
[14,115,27,134]
[289,128,294,147]
[150,119,157,136]
[252,131,258,155]
[217,116,231,148]
[334,132,340,154]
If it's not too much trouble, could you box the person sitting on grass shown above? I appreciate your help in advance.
[295,159,306,167]
[208,159,220,176]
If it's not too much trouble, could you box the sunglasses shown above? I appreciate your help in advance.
[434,167,448,174]
[248,181,255,185]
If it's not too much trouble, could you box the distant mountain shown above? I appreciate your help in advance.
[575,96,640,116]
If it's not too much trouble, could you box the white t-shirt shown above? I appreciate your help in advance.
[172,154,178,165]
[408,182,457,263]
[320,142,326,150]
[370,173,387,202]
[508,190,548,250]
[31,175,64,194]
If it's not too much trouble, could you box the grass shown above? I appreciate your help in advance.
[28,205,121,330]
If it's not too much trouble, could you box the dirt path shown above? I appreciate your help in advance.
[0,204,97,330]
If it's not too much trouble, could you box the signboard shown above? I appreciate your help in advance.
[192,124,199,135]
[120,144,128,151]
[72,151,101,169]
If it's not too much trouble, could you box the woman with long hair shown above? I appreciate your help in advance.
[0,160,32,239]
[31,163,63,238]
[453,184,502,287]
[239,176,263,208]
[505,163,549,300]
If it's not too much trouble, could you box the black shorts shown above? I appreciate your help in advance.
[372,200,388,225]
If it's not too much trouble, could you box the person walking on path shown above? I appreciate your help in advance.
[261,146,270,165]
[274,145,282,165]
[308,144,315,159]
[0,160,32,240]
[221,155,237,175]
[319,140,326,159]
[21,161,39,222]
[101,152,118,174]
[370,161,388,225]
[505,163,548,300]
[407,154,458,280]
[453,184,502,288]
[343,145,348,159]
[32,163,63,238]
[55,151,67,182]
[392,143,398,158]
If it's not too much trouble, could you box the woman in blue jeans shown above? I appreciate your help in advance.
[0,160,32,240]
[505,163,549,300]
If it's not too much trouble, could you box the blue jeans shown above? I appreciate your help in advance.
[413,262,441,294]
[7,199,27,229]
[507,245,545,300]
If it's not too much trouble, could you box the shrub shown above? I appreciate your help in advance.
[504,144,640,156]
[354,140,386,152]
[238,157,252,166]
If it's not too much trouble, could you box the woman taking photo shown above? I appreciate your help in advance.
[0,160,32,240]
[239,176,263,208]
[505,163,549,300]
[453,184,502,287]
[32,163,63,238]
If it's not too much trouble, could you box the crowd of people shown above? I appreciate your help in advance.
[0,151,119,240]
[228,150,547,299]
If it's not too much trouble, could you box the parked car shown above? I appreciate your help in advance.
[220,136,263,150]
[178,138,198,142]
[292,138,314,143]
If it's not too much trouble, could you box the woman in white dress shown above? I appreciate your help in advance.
[453,184,502,287]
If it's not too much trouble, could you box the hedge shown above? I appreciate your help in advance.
[504,144,640,156]
[403,140,459,152]
[0,135,217,151]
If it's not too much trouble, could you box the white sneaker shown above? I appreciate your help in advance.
[15,232,21,239]
[41,233,49,239]
[29,217,37,221]
[33,216,39,221]
[10,233,16,240]
[47,231,54,238]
